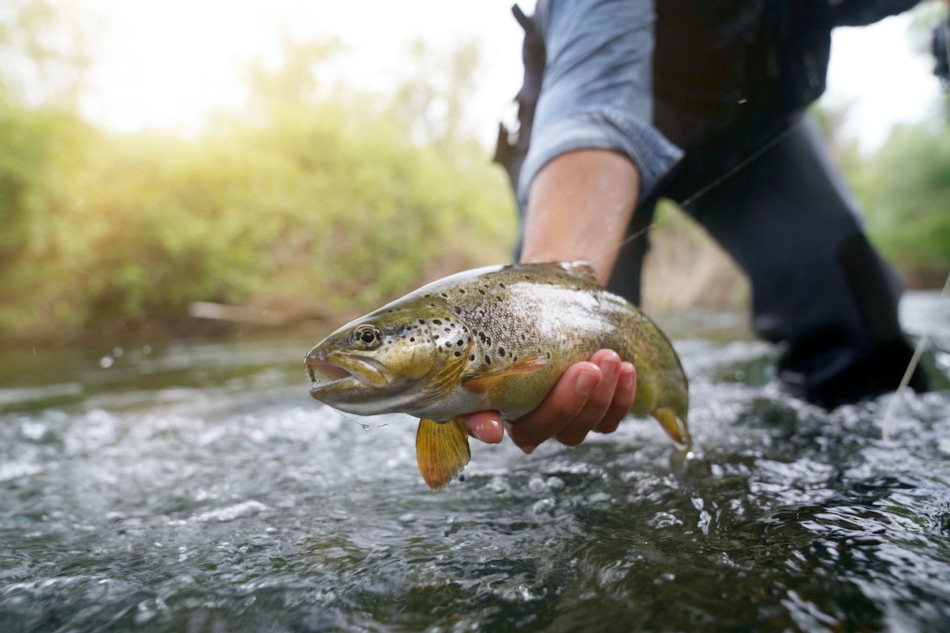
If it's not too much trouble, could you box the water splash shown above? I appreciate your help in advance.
[1,306,949,631]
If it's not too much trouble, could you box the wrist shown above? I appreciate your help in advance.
[520,149,640,285]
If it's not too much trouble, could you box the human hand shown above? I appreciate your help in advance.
[463,349,637,452]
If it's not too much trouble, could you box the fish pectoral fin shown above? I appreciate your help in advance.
[461,353,550,393]
[652,407,692,451]
[416,417,471,491]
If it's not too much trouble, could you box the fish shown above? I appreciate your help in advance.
[305,262,690,491]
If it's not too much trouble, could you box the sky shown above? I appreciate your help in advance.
[76,0,945,152]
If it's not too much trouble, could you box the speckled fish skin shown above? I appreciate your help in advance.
[306,262,689,444]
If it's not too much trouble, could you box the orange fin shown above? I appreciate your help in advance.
[652,407,692,451]
[462,353,549,393]
[416,417,471,491]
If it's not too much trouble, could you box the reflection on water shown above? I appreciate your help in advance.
[1,293,948,631]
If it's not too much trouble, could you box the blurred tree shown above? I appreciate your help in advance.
[909,0,949,122]
[862,122,950,286]
[0,0,88,296]
[244,33,345,117]
[821,2,950,288]
[390,37,482,151]
[0,0,90,106]
[0,31,515,343]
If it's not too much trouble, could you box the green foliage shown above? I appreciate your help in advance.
[390,37,482,149]
[0,27,515,342]
[0,102,54,265]
[862,122,950,284]
[810,98,948,287]
[0,0,89,106]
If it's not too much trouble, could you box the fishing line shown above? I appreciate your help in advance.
[308,374,390,429]
[882,270,950,442]
[588,106,948,442]
[881,9,950,441]
[341,413,390,430]
[598,124,799,264]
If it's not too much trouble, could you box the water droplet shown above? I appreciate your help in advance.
[532,498,556,514]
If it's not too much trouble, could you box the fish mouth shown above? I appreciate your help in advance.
[306,353,390,399]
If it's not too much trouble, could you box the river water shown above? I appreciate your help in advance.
[1,293,948,632]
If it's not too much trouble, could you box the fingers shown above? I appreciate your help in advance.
[508,349,636,452]
[461,349,637,453]
[554,350,623,446]
[592,361,636,435]
[463,411,505,444]
[506,360,602,452]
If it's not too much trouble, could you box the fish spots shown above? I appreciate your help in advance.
[475,331,492,347]
[497,347,505,358]
[454,351,462,357]
[433,319,443,326]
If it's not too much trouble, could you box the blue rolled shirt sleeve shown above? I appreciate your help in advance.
[518,0,683,209]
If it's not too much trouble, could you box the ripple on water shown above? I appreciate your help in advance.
[1,329,949,631]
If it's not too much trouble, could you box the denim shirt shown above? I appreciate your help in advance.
[517,0,683,210]
[512,0,917,212]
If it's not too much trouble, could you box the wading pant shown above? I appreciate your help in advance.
[607,116,927,407]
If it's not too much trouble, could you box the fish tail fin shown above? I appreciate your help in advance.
[652,407,692,452]
[416,416,471,491]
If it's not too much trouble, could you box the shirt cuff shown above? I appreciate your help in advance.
[517,106,683,209]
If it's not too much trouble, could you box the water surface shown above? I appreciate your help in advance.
[1,293,948,632]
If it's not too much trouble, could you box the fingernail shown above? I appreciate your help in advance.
[522,444,535,455]
[576,369,599,396]
[620,369,636,391]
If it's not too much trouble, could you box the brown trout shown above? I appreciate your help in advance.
[306,262,690,490]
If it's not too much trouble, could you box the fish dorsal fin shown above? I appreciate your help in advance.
[557,261,599,283]
[416,417,471,491]
[461,352,550,394]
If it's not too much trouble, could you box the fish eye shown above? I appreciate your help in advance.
[352,325,381,349]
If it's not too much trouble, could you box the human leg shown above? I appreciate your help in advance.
[682,116,926,406]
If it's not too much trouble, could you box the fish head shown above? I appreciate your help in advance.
[306,300,475,416]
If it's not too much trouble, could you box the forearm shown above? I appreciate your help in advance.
[519,149,640,286]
